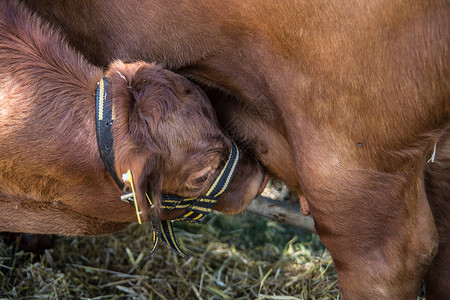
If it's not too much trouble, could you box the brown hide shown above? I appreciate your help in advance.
[423,129,450,299]
[18,0,450,298]
[0,1,265,237]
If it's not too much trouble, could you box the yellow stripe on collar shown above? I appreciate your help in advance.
[98,78,105,121]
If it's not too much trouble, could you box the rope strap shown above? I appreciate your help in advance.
[155,141,240,257]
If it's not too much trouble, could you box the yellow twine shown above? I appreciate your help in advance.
[127,170,142,224]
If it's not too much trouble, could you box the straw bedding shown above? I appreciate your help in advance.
[1,210,339,299]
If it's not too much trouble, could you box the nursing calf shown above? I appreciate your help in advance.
[0,0,265,236]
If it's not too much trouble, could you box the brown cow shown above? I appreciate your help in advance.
[19,0,450,299]
[0,0,266,237]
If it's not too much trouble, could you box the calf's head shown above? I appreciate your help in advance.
[107,62,266,221]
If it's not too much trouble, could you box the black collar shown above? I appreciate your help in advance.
[95,76,124,190]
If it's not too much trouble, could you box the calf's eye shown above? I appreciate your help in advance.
[187,166,213,189]
[194,174,209,184]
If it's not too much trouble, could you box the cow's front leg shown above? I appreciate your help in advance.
[295,148,438,299]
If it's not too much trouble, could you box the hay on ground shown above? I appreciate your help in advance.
[1,211,339,299]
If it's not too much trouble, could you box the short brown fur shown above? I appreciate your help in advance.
[19,0,450,298]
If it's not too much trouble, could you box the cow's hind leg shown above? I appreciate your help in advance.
[297,151,438,299]
[424,131,450,300]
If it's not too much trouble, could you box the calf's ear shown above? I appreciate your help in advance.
[109,62,166,221]
[119,151,163,222]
